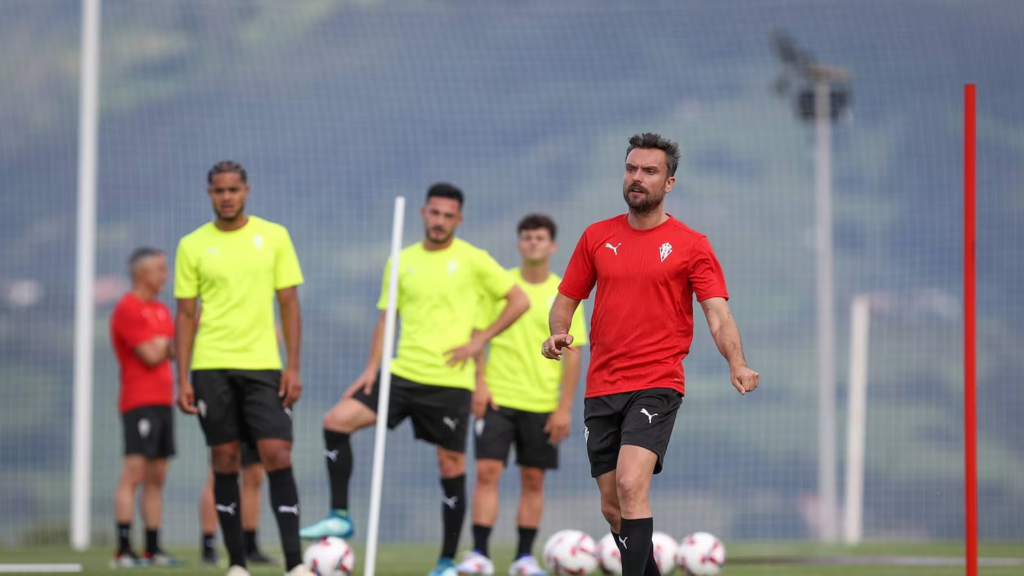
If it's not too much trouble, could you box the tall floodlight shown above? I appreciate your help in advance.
[770,30,851,543]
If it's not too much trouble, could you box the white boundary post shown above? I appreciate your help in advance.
[363,197,405,576]
[843,294,871,544]
[71,0,102,551]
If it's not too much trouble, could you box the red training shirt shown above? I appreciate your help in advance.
[110,292,174,413]
[559,215,729,397]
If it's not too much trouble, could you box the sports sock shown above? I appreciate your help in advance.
[202,533,217,556]
[214,472,246,568]
[472,524,492,557]
[618,518,654,576]
[440,475,467,560]
[244,530,258,554]
[517,526,538,559]
[324,429,353,511]
[268,467,303,571]
[145,528,159,555]
[116,522,131,553]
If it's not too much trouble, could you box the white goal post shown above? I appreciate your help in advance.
[843,294,871,545]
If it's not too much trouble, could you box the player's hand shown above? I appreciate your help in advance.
[343,369,376,399]
[177,379,198,415]
[445,335,485,370]
[472,380,498,420]
[280,367,302,408]
[731,365,759,396]
[545,406,572,444]
[541,333,575,360]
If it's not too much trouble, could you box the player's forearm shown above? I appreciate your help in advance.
[174,308,195,382]
[472,329,487,383]
[363,312,386,373]
[478,285,530,343]
[279,297,302,371]
[710,310,747,369]
[557,351,581,411]
[548,293,580,336]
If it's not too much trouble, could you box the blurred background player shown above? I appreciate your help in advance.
[108,247,182,567]
[542,133,759,576]
[457,214,588,576]
[175,160,310,576]
[199,444,277,566]
[301,183,530,576]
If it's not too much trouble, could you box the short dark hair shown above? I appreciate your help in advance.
[517,213,557,241]
[208,160,247,184]
[128,247,163,274]
[426,182,464,208]
[626,133,681,177]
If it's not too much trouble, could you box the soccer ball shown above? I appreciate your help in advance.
[651,532,678,574]
[543,530,599,575]
[304,536,355,576]
[675,532,725,576]
[596,533,621,575]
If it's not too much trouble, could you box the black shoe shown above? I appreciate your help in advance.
[246,549,280,565]
[201,550,220,566]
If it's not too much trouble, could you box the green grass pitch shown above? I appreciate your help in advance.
[1,542,1022,575]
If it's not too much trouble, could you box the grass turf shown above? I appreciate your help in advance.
[0,542,1022,575]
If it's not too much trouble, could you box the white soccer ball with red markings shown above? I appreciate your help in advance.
[651,532,679,574]
[676,532,725,575]
[304,536,355,576]
[596,533,621,575]
[543,530,599,575]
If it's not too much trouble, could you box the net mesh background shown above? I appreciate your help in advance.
[0,0,1022,548]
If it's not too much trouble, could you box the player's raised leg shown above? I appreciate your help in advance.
[300,393,377,539]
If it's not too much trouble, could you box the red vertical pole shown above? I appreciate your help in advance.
[963,84,978,576]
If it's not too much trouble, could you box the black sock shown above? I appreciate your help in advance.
[645,544,660,576]
[268,467,303,571]
[214,472,246,568]
[472,524,491,557]
[618,518,654,576]
[145,529,159,555]
[612,531,626,563]
[202,533,216,556]
[517,526,538,559]
[116,522,131,553]
[440,475,467,560]
[324,429,353,511]
[244,530,258,554]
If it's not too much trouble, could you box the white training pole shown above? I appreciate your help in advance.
[813,78,839,542]
[0,565,83,573]
[70,0,102,551]
[843,294,871,545]
[364,197,406,576]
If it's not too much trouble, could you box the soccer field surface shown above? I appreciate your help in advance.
[2,542,1022,576]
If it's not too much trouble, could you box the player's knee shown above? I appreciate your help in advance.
[324,401,369,434]
[600,499,621,528]
[521,468,545,493]
[242,464,264,488]
[438,450,465,478]
[615,472,647,507]
[210,445,242,473]
[476,461,503,485]
[259,447,292,472]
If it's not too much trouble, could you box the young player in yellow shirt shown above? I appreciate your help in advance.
[457,214,587,576]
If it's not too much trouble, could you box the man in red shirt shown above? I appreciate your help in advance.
[109,247,181,568]
[542,133,759,576]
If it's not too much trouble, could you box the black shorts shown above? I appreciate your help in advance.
[192,369,293,447]
[241,441,261,467]
[474,406,558,470]
[122,405,176,459]
[352,373,472,453]
[583,388,682,477]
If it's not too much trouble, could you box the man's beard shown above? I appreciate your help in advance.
[425,226,453,244]
[214,202,245,221]
[623,184,663,215]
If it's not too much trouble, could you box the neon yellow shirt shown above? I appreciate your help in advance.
[378,238,514,390]
[174,216,303,370]
[481,269,588,413]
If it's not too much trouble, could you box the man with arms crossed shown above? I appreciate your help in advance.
[301,184,530,576]
[542,134,759,576]
[457,214,588,576]
[175,160,311,576]
[109,247,182,568]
